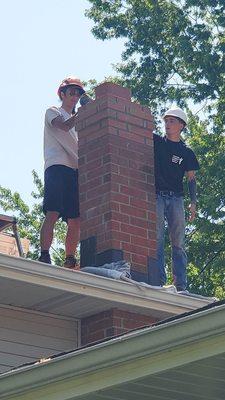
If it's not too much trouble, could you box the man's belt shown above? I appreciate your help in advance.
[156,190,183,197]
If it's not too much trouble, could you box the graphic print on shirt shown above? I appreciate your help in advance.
[172,155,183,165]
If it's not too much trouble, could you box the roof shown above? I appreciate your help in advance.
[0,253,215,321]
[0,298,225,400]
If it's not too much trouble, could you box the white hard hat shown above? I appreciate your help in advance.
[163,108,187,125]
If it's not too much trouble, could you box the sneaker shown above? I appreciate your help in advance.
[177,288,189,295]
[38,252,51,264]
[64,255,77,269]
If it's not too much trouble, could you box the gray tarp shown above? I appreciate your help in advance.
[81,260,217,300]
[82,260,131,280]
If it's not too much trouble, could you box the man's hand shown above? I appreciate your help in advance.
[187,170,197,222]
[189,203,196,222]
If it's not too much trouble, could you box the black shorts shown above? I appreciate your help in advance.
[43,165,80,221]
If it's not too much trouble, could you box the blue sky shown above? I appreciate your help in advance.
[0,0,124,206]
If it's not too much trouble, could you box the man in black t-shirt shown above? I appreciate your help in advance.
[153,108,199,292]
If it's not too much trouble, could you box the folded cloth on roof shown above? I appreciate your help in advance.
[82,260,131,280]
[177,290,218,301]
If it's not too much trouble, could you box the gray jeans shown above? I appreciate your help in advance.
[156,193,187,290]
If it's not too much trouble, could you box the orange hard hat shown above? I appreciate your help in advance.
[57,76,85,96]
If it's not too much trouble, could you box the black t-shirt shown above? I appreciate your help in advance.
[154,134,200,194]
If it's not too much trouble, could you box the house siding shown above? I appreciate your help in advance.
[0,304,79,373]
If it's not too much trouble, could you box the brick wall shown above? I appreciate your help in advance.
[81,309,158,346]
[0,233,29,257]
[77,82,157,283]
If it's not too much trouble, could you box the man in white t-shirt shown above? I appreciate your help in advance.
[39,76,85,269]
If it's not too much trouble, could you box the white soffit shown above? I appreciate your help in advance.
[0,253,215,318]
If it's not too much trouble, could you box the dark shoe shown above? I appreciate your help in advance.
[38,252,51,264]
[64,255,77,269]
[176,286,186,292]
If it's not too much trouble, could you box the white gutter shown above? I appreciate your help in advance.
[0,254,214,315]
[0,302,225,400]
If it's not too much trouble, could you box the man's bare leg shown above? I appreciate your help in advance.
[64,217,80,268]
[40,211,59,250]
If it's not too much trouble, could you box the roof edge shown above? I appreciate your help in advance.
[1,301,225,399]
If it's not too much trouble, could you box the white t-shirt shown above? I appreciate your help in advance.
[44,106,78,170]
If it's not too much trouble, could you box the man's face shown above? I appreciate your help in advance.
[164,116,184,136]
[61,86,82,107]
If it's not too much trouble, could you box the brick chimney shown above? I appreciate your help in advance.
[77,82,158,283]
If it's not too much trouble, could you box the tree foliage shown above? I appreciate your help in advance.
[0,170,67,265]
[184,115,225,298]
[86,0,225,119]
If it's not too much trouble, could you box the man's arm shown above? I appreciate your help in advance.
[51,114,77,132]
[186,170,197,222]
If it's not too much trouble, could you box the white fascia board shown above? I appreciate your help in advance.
[0,302,225,400]
[0,254,213,315]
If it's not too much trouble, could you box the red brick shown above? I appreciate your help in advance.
[117,147,137,160]
[112,174,129,186]
[77,102,99,120]
[113,318,123,328]
[78,82,156,273]
[79,158,102,174]
[148,211,157,222]
[128,178,151,192]
[81,215,103,230]
[120,185,147,200]
[80,195,110,212]
[147,178,156,188]
[85,164,118,181]
[120,204,147,219]
[125,104,153,121]
[118,130,147,145]
[130,216,150,229]
[105,221,121,232]
[95,82,131,100]
[78,173,86,185]
[132,263,147,274]
[122,242,151,256]
[86,147,105,162]
[131,253,147,265]
[117,166,130,178]
[121,223,147,238]
[79,193,86,203]
[130,236,152,248]
[130,198,150,210]
[120,138,153,154]
[79,136,106,155]
[79,176,103,194]
[88,331,105,343]
[108,211,130,224]
[117,110,153,128]
[105,230,131,243]
[109,155,129,167]
[86,183,111,200]
[119,167,148,182]
[111,192,130,204]
[126,123,154,138]
[148,229,157,240]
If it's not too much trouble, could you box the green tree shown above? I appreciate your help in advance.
[86,0,225,116]
[0,170,67,265]
[184,115,225,298]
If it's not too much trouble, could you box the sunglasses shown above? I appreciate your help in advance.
[67,87,83,96]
